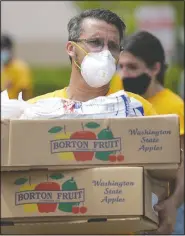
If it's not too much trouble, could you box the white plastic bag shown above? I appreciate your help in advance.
[1,90,31,119]
[20,90,144,120]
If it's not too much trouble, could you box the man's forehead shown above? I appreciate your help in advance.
[81,18,120,41]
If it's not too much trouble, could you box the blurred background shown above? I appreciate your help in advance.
[1,1,184,99]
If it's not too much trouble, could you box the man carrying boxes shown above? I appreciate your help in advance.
[1,8,184,235]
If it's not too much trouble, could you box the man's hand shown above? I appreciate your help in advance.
[154,197,177,234]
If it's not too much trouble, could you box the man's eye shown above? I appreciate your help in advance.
[88,39,102,47]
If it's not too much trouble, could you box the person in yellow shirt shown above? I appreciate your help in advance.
[1,34,33,100]
[110,70,123,94]
[28,9,182,234]
[119,31,184,234]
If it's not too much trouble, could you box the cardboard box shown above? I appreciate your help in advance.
[1,167,168,234]
[0,219,158,235]
[1,115,180,179]
[0,219,157,235]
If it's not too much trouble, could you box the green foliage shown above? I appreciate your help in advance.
[31,65,182,98]
[75,1,184,25]
[164,65,182,93]
[31,67,71,97]
[169,1,184,25]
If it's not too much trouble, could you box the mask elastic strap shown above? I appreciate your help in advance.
[71,41,88,55]
[73,60,81,70]
[70,41,88,70]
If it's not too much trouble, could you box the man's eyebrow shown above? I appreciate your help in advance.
[87,37,119,44]
[86,33,119,41]
[87,33,101,38]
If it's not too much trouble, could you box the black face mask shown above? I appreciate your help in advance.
[122,73,151,95]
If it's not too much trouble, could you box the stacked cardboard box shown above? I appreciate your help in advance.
[1,114,181,234]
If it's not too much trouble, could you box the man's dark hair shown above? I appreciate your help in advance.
[123,31,167,85]
[1,34,14,50]
[67,8,126,62]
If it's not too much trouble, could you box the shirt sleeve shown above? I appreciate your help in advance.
[176,103,184,136]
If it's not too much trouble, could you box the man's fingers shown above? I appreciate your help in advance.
[156,220,174,234]
[154,202,164,212]
[157,225,173,234]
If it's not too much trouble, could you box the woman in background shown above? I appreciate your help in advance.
[119,31,184,235]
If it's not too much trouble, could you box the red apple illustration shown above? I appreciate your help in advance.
[117,155,124,162]
[70,123,96,161]
[35,182,60,213]
[109,155,117,162]
[72,206,80,214]
[80,206,87,214]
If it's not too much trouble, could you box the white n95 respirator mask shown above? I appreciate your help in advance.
[81,50,116,88]
[72,41,117,88]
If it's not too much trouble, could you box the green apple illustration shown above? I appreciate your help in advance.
[58,177,80,213]
[95,127,115,161]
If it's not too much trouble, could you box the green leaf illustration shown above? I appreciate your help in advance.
[50,173,64,180]
[48,126,63,134]
[14,178,28,185]
[85,122,100,129]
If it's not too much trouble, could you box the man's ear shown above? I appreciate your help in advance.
[66,41,76,58]
[151,62,161,77]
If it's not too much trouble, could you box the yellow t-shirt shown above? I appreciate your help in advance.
[148,88,184,135]
[111,73,184,135]
[1,59,32,99]
[28,87,157,116]
[109,72,123,93]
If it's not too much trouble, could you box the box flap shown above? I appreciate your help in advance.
[145,163,179,180]
[144,172,158,224]
[144,171,169,224]
[1,217,157,234]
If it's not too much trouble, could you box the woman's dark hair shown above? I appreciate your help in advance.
[123,31,167,85]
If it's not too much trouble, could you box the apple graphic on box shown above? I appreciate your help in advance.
[79,206,87,214]
[55,132,75,161]
[70,130,96,161]
[48,125,75,161]
[35,182,60,213]
[14,177,38,213]
[20,184,38,213]
[58,177,80,213]
[95,128,115,161]
[117,154,124,162]
[109,155,117,162]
